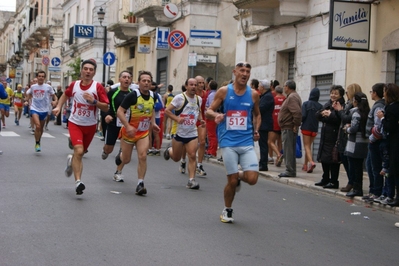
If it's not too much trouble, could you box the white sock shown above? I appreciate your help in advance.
[181,159,186,163]
[138,179,144,184]
[197,163,202,168]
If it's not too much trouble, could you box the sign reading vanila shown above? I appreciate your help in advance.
[328,0,371,51]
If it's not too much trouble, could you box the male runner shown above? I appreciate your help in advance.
[25,71,57,152]
[206,62,261,223]
[164,78,205,189]
[116,71,159,195]
[53,59,109,195]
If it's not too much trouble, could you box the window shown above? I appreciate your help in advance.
[129,46,135,59]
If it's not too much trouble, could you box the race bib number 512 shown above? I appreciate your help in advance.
[226,110,248,130]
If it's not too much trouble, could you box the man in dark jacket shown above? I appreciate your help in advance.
[258,80,275,171]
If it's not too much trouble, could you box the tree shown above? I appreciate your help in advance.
[66,56,81,81]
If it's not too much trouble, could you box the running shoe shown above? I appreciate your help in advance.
[30,129,34,135]
[186,179,200,189]
[147,149,154,156]
[179,161,186,174]
[68,137,73,150]
[135,182,147,195]
[16,120,19,126]
[268,157,274,164]
[220,208,234,223]
[75,181,85,195]
[35,143,41,152]
[196,165,207,176]
[152,149,160,156]
[113,171,124,182]
[163,147,170,160]
[101,151,108,160]
[65,154,73,177]
[166,134,171,140]
[115,149,122,165]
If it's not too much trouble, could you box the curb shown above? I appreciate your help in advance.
[207,157,399,216]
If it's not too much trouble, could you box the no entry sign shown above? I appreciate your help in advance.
[168,30,186,50]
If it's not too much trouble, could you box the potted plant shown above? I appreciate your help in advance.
[123,12,136,23]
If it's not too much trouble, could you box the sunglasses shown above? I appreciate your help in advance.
[236,62,252,68]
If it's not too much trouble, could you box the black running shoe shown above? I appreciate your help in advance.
[136,182,147,196]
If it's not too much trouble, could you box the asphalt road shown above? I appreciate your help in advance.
[1,115,398,266]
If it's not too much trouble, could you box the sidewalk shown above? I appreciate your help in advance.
[205,143,399,217]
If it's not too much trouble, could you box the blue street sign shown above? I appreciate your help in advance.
[103,52,116,66]
[190,30,221,39]
[6,78,12,83]
[74,24,95,39]
[156,27,170,50]
[51,57,61,67]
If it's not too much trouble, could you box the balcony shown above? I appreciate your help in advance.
[106,0,138,41]
[21,15,50,51]
[133,0,176,27]
[234,0,308,26]
[108,22,139,41]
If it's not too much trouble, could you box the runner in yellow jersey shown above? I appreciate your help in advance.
[13,84,24,126]
[117,71,160,195]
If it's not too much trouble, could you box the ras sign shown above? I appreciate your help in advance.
[74,24,95,39]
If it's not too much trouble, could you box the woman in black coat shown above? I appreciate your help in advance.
[315,85,345,189]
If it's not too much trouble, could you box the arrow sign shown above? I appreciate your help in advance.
[190,30,221,39]
[51,57,61,66]
[103,52,116,66]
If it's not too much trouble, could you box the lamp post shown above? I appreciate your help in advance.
[97,7,107,83]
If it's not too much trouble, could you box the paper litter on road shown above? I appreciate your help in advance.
[110,191,122,194]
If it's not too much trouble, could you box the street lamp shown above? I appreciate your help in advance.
[97,7,107,83]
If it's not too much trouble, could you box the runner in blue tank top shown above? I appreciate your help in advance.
[206,62,261,223]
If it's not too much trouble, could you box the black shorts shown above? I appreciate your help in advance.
[105,124,121,146]
[174,134,198,144]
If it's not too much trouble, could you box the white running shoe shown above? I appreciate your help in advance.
[186,179,199,189]
[65,154,73,177]
[101,151,108,160]
[113,171,124,182]
[220,209,234,223]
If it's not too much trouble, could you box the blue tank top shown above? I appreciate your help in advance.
[217,83,254,148]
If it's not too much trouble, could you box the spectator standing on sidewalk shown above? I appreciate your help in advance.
[334,84,362,192]
[364,83,386,202]
[343,92,370,197]
[258,79,274,171]
[277,80,302,178]
[379,83,399,207]
[301,87,323,173]
[315,85,345,189]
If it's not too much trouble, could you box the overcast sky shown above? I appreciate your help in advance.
[0,0,16,12]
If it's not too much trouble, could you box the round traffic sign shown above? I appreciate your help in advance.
[168,30,186,50]
[42,56,50,66]
[164,3,178,19]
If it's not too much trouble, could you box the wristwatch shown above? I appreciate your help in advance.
[92,99,97,105]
